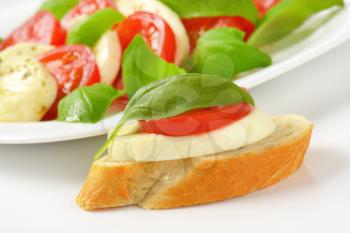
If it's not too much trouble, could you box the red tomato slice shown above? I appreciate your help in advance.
[115,11,176,63]
[0,11,66,51]
[182,16,256,52]
[112,73,128,111]
[114,72,124,90]
[113,95,129,111]
[61,0,116,29]
[139,103,253,137]
[253,0,281,17]
[37,45,101,120]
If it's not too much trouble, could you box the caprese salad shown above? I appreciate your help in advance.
[0,0,344,123]
[101,73,276,162]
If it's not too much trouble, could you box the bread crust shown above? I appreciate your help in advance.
[77,115,313,210]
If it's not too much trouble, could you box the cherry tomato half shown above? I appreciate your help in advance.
[182,16,256,52]
[253,0,281,17]
[115,11,176,63]
[0,11,66,51]
[61,0,116,29]
[139,103,253,137]
[37,45,101,120]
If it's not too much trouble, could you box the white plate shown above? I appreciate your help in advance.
[0,1,350,144]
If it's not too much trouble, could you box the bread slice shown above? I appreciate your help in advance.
[77,115,313,210]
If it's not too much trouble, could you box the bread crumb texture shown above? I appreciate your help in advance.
[77,115,313,210]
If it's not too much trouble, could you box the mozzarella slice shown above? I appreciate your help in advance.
[64,15,88,30]
[0,57,57,122]
[0,43,53,60]
[109,109,276,162]
[115,0,190,65]
[93,30,122,84]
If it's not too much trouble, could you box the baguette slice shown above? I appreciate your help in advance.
[77,115,313,210]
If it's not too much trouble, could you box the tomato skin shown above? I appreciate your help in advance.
[114,72,124,90]
[61,0,116,29]
[112,73,128,111]
[38,45,100,94]
[139,103,253,137]
[114,11,177,104]
[253,0,281,17]
[115,11,176,63]
[182,16,256,52]
[0,11,66,51]
[113,95,129,111]
[38,45,101,120]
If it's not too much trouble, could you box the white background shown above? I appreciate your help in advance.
[1,0,350,232]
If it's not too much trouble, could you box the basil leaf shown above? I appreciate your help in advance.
[67,8,124,47]
[160,0,258,23]
[122,36,186,98]
[189,28,272,79]
[124,73,255,121]
[94,74,254,159]
[39,0,79,20]
[248,0,344,47]
[57,84,124,123]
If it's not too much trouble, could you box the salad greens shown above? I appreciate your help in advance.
[188,28,272,79]
[160,0,258,23]
[122,36,186,98]
[249,0,345,47]
[57,84,124,123]
[66,8,124,47]
[39,0,79,20]
[94,73,254,159]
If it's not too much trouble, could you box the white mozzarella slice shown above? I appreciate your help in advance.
[0,57,58,122]
[109,109,276,162]
[115,0,190,65]
[93,30,122,85]
[0,43,53,60]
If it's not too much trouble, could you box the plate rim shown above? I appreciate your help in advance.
[0,1,349,144]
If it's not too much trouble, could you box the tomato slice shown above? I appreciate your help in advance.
[115,11,176,63]
[0,11,66,51]
[182,16,256,52]
[253,0,281,17]
[37,45,101,120]
[139,103,253,137]
[114,11,177,105]
[112,73,128,111]
[61,0,116,29]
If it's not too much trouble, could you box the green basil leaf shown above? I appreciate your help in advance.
[248,0,344,47]
[124,73,255,121]
[160,0,258,23]
[189,28,272,79]
[57,83,124,123]
[122,35,186,98]
[39,0,79,20]
[66,8,124,47]
[94,73,254,159]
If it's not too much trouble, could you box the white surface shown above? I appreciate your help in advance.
[1,1,350,144]
[1,21,350,233]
